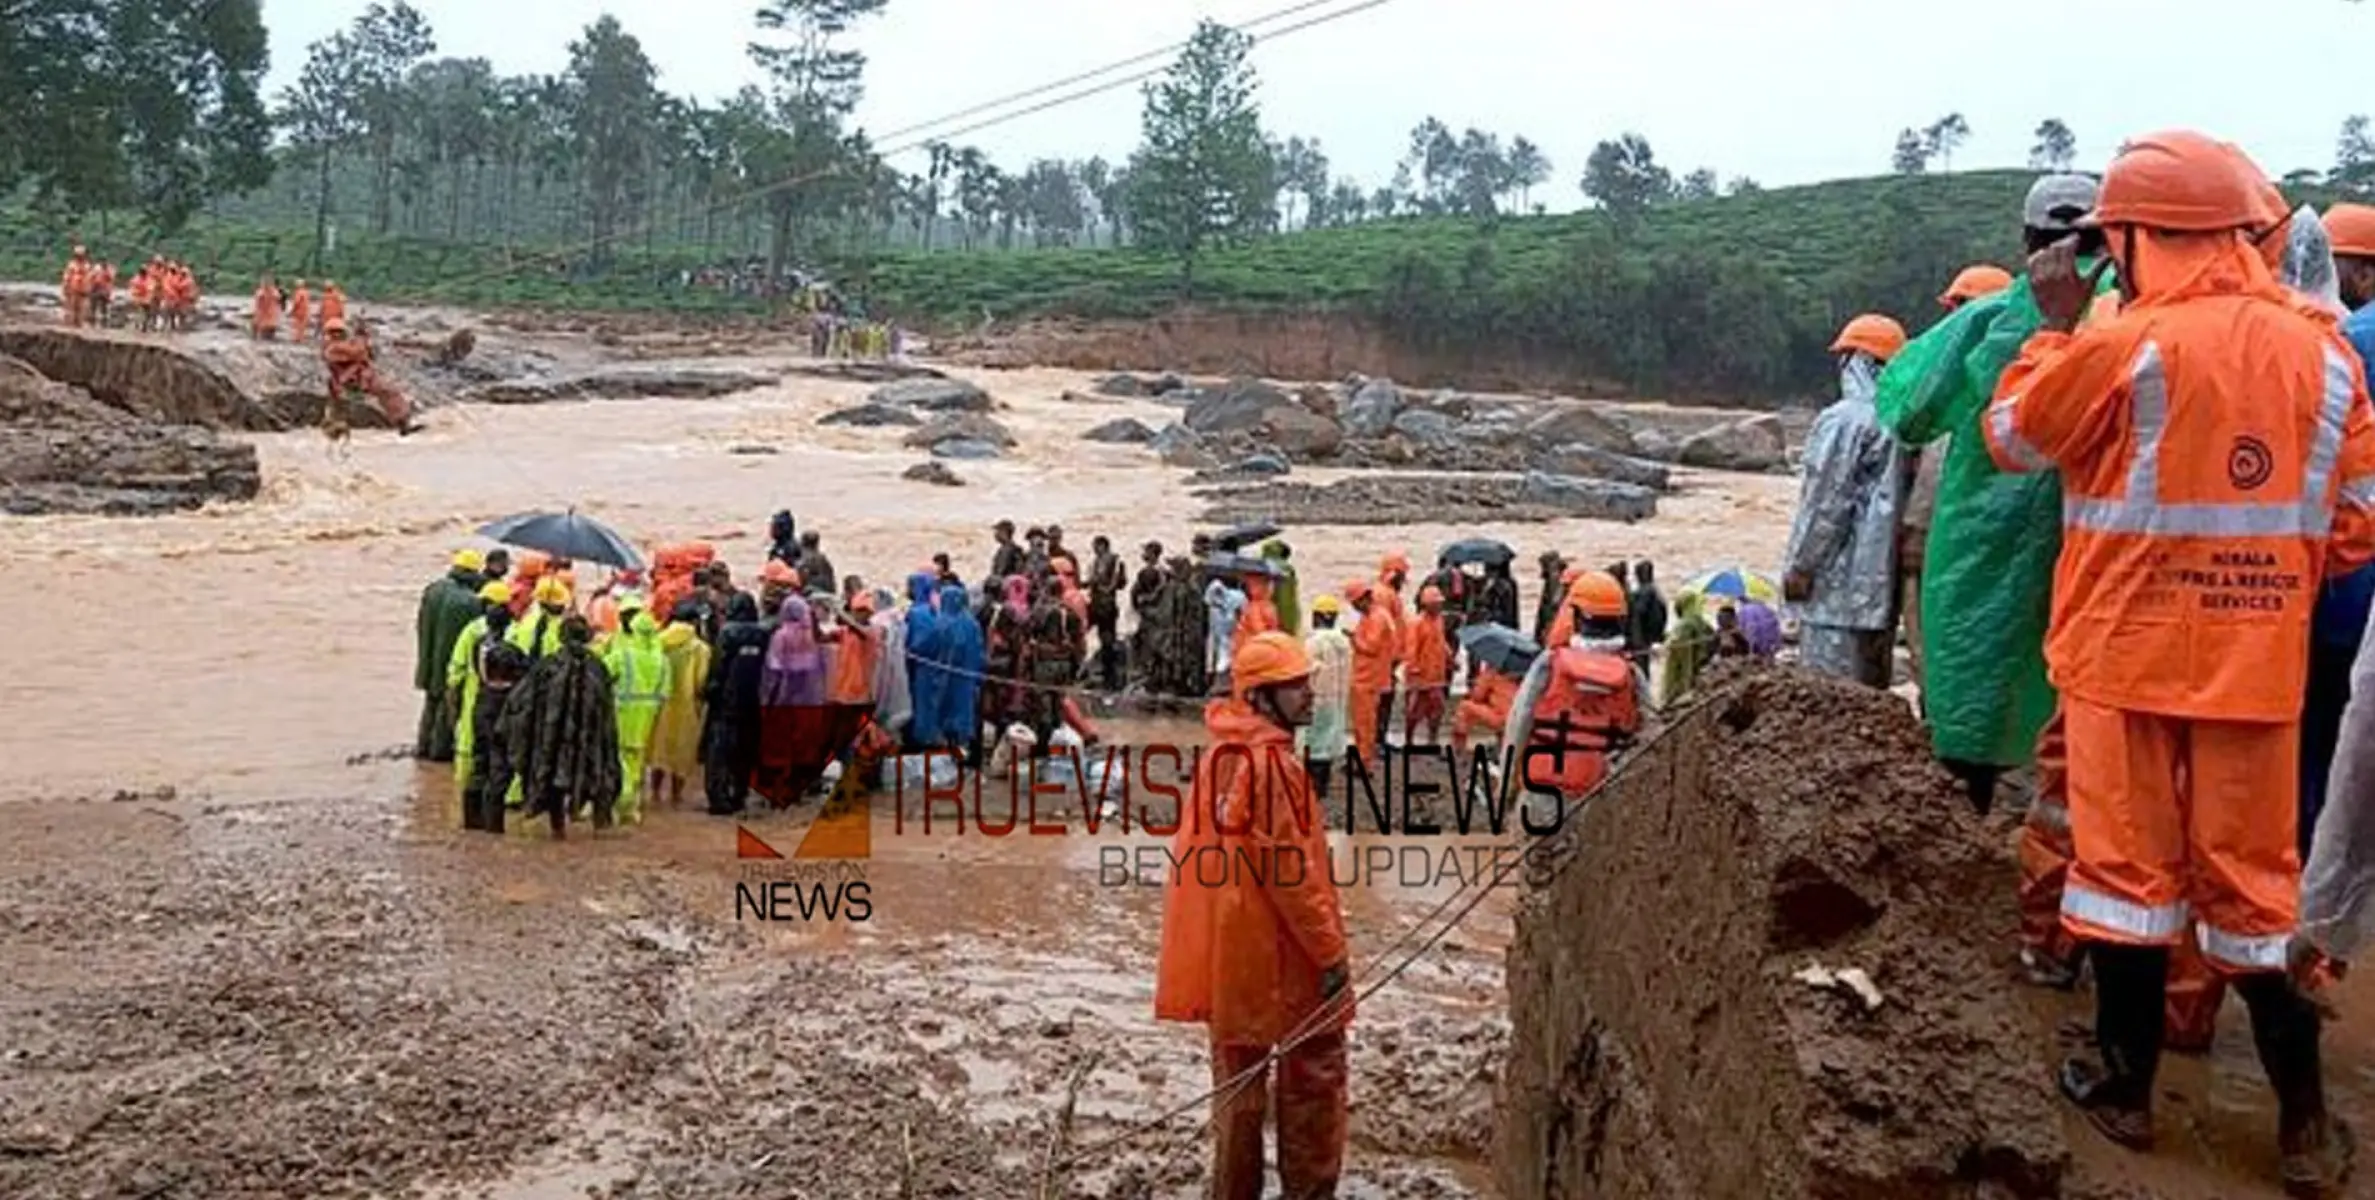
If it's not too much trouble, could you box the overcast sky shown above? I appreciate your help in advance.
[261,0,2375,207]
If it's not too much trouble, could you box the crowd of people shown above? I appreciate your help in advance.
[57,246,202,332]
[1772,137,2375,1195]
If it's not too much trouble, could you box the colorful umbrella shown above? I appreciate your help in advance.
[1681,566,1779,604]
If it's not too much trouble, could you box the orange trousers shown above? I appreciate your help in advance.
[1209,1033,1348,1200]
[2017,710,2076,967]
[1348,687,1381,768]
[2059,696,2301,974]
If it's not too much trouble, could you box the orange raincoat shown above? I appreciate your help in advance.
[1453,665,1520,753]
[288,285,312,339]
[829,621,880,706]
[1238,575,1280,639]
[1402,599,1452,739]
[319,285,347,335]
[1347,585,1397,766]
[1986,226,2375,970]
[251,280,280,338]
[60,256,88,325]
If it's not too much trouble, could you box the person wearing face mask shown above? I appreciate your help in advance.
[1155,631,1352,1200]
[1781,313,1909,688]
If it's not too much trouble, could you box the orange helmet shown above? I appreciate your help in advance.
[1342,578,1375,604]
[2327,204,2375,259]
[1564,573,1627,619]
[1232,631,1314,693]
[2090,130,2268,233]
[1939,265,2014,308]
[1380,550,1411,575]
[1829,313,1908,362]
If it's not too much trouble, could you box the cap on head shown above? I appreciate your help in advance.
[2024,173,2101,233]
[1939,264,2015,308]
[2327,204,2375,259]
[1565,573,1627,619]
[1829,313,1908,361]
[2088,131,2267,233]
[1381,550,1411,574]
[1343,579,1375,604]
[1231,631,1313,694]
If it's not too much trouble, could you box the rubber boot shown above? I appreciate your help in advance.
[2062,941,2165,1150]
[1940,757,2000,816]
[2235,974,2353,1197]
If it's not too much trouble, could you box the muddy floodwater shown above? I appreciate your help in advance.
[0,336,1800,1198]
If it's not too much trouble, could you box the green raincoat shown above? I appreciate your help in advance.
[1873,269,2109,767]
[1261,541,1301,637]
[602,611,671,824]
[447,616,493,793]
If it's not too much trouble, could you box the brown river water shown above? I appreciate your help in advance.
[1,346,1818,1197]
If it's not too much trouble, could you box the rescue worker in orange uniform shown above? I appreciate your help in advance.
[1502,573,1643,801]
[288,279,312,342]
[59,246,89,326]
[1237,570,1281,640]
[1402,584,1453,744]
[1372,551,1412,749]
[88,261,113,327]
[1155,631,1351,1200]
[1344,579,1397,771]
[318,280,347,341]
[1984,130,2375,1192]
[127,261,155,331]
[252,274,282,340]
[1450,662,1520,758]
[1940,264,2015,312]
[323,317,422,436]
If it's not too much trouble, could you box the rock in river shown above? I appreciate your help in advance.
[1341,377,1405,438]
[819,402,923,428]
[904,461,965,486]
[1677,413,1788,472]
[929,438,1004,461]
[1081,417,1158,444]
[873,377,992,413]
[1516,471,1658,522]
[902,412,1015,450]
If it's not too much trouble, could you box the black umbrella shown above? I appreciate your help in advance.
[1457,622,1541,677]
[477,509,645,570]
[1210,521,1282,552]
[1440,537,1516,569]
[1203,551,1282,580]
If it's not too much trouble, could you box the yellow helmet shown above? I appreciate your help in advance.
[477,581,512,605]
[451,548,486,572]
[533,576,571,606]
[1310,594,1342,616]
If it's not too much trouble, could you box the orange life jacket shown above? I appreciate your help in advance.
[1523,647,1641,799]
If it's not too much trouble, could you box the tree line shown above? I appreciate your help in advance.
[1889,111,2375,192]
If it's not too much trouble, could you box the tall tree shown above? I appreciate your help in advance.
[1123,20,1277,291]
[1504,136,1551,212]
[279,33,366,266]
[1678,168,1719,201]
[1276,136,1329,230]
[345,2,436,236]
[2336,115,2375,196]
[565,16,661,262]
[1403,118,1458,213]
[1451,128,1505,217]
[1924,113,1971,171]
[2029,118,2076,171]
[1018,159,1085,247]
[1579,133,1671,225]
[0,0,274,236]
[1891,128,1930,174]
[745,0,890,277]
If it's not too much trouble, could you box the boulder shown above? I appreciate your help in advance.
[1633,429,1680,463]
[873,377,992,413]
[1296,384,1340,422]
[0,424,261,516]
[1182,377,1295,435]
[904,461,964,486]
[1391,408,1461,448]
[1228,453,1292,477]
[1342,377,1405,438]
[1092,373,1150,398]
[1082,417,1158,444]
[901,412,1015,450]
[1678,414,1788,472]
[1516,471,1659,522]
[1522,403,1639,455]
[470,365,778,403]
[929,438,1004,460]
[1184,377,1343,459]
[1151,372,1188,395]
[1152,423,1218,469]
[819,402,924,428]
[1534,443,1674,491]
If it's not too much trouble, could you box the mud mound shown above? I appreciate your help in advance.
[0,350,260,515]
[1498,671,2068,1199]
[0,327,281,430]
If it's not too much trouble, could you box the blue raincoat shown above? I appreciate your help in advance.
[903,572,946,745]
[937,584,985,749]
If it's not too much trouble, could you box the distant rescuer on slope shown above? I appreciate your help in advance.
[1874,174,2111,984]
[1781,311,1908,687]
[1156,631,1351,1200]
[1985,130,2375,1195]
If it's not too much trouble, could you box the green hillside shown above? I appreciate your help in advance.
[0,169,2087,397]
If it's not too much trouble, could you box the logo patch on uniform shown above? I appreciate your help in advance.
[2228,435,2274,491]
